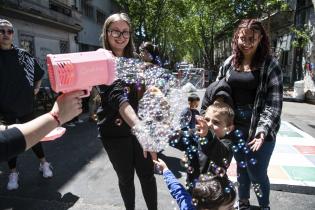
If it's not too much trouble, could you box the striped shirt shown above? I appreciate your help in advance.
[216,55,283,140]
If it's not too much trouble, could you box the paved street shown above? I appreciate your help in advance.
[0,101,315,210]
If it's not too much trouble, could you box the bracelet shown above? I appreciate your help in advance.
[49,111,61,126]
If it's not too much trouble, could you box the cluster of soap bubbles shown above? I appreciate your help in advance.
[115,57,145,85]
[224,181,237,194]
[133,90,173,151]
[252,183,263,197]
[231,129,258,167]
[231,129,263,197]
[115,58,189,152]
[115,57,179,93]
[208,161,227,178]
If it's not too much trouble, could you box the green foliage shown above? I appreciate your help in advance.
[113,0,291,68]
[290,26,312,48]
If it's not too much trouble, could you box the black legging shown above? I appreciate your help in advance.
[3,113,45,169]
[102,135,157,210]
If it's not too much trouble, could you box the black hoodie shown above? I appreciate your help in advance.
[200,78,234,115]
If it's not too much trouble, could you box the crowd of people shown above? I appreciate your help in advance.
[0,12,283,210]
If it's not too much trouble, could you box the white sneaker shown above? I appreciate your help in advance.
[65,122,76,127]
[76,119,84,123]
[7,172,19,190]
[39,162,53,178]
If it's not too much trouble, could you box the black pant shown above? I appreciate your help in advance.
[3,113,45,169]
[102,135,157,210]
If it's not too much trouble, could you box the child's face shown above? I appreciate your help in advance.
[204,109,228,138]
[189,100,199,109]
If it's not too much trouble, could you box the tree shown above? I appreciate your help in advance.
[114,0,189,68]
[113,0,289,70]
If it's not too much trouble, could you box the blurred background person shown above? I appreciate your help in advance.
[139,41,162,67]
[0,19,52,190]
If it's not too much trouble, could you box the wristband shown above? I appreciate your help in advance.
[49,112,61,126]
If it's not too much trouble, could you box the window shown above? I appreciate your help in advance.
[96,10,106,25]
[81,0,94,19]
[20,34,35,56]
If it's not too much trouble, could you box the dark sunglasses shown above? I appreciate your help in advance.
[0,29,14,35]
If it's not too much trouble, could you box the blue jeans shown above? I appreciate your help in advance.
[234,138,275,207]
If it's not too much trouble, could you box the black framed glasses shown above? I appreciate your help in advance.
[107,29,131,39]
[0,28,14,35]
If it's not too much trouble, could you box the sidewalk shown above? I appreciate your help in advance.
[227,121,315,190]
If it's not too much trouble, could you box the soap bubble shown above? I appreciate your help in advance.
[232,145,239,153]
[238,161,247,168]
[252,183,263,198]
[249,158,257,165]
[115,58,196,152]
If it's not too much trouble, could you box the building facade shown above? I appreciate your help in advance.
[78,0,119,51]
[0,0,118,85]
[272,0,315,96]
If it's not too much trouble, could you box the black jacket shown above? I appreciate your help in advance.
[0,128,25,162]
[200,79,233,115]
[199,130,233,174]
[0,46,44,118]
[97,80,144,138]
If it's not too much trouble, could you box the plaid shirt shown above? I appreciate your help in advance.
[217,55,283,140]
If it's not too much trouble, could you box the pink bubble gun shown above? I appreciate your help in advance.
[46,49,116,97]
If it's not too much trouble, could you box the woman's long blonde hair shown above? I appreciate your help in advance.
[101,13,135,58]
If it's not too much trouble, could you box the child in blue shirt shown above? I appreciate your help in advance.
[154,158,236,210]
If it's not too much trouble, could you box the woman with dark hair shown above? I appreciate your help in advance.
[216,19,283,210]
[139,41,162,66]
[97,13,157,210]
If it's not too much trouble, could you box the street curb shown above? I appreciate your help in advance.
[271,184,315,195]
[283,96,304,103]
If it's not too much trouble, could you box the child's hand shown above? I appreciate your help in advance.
[153,159,168,173]
[148,86,163,96]
[195,115,209,137]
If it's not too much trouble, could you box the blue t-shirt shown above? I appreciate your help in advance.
[163,169,195,210]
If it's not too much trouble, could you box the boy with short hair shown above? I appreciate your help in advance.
[197,100,235,175]
[157,99,236,209]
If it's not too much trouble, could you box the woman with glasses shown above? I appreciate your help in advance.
[97,13,157,210]
[215,19,283,210]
